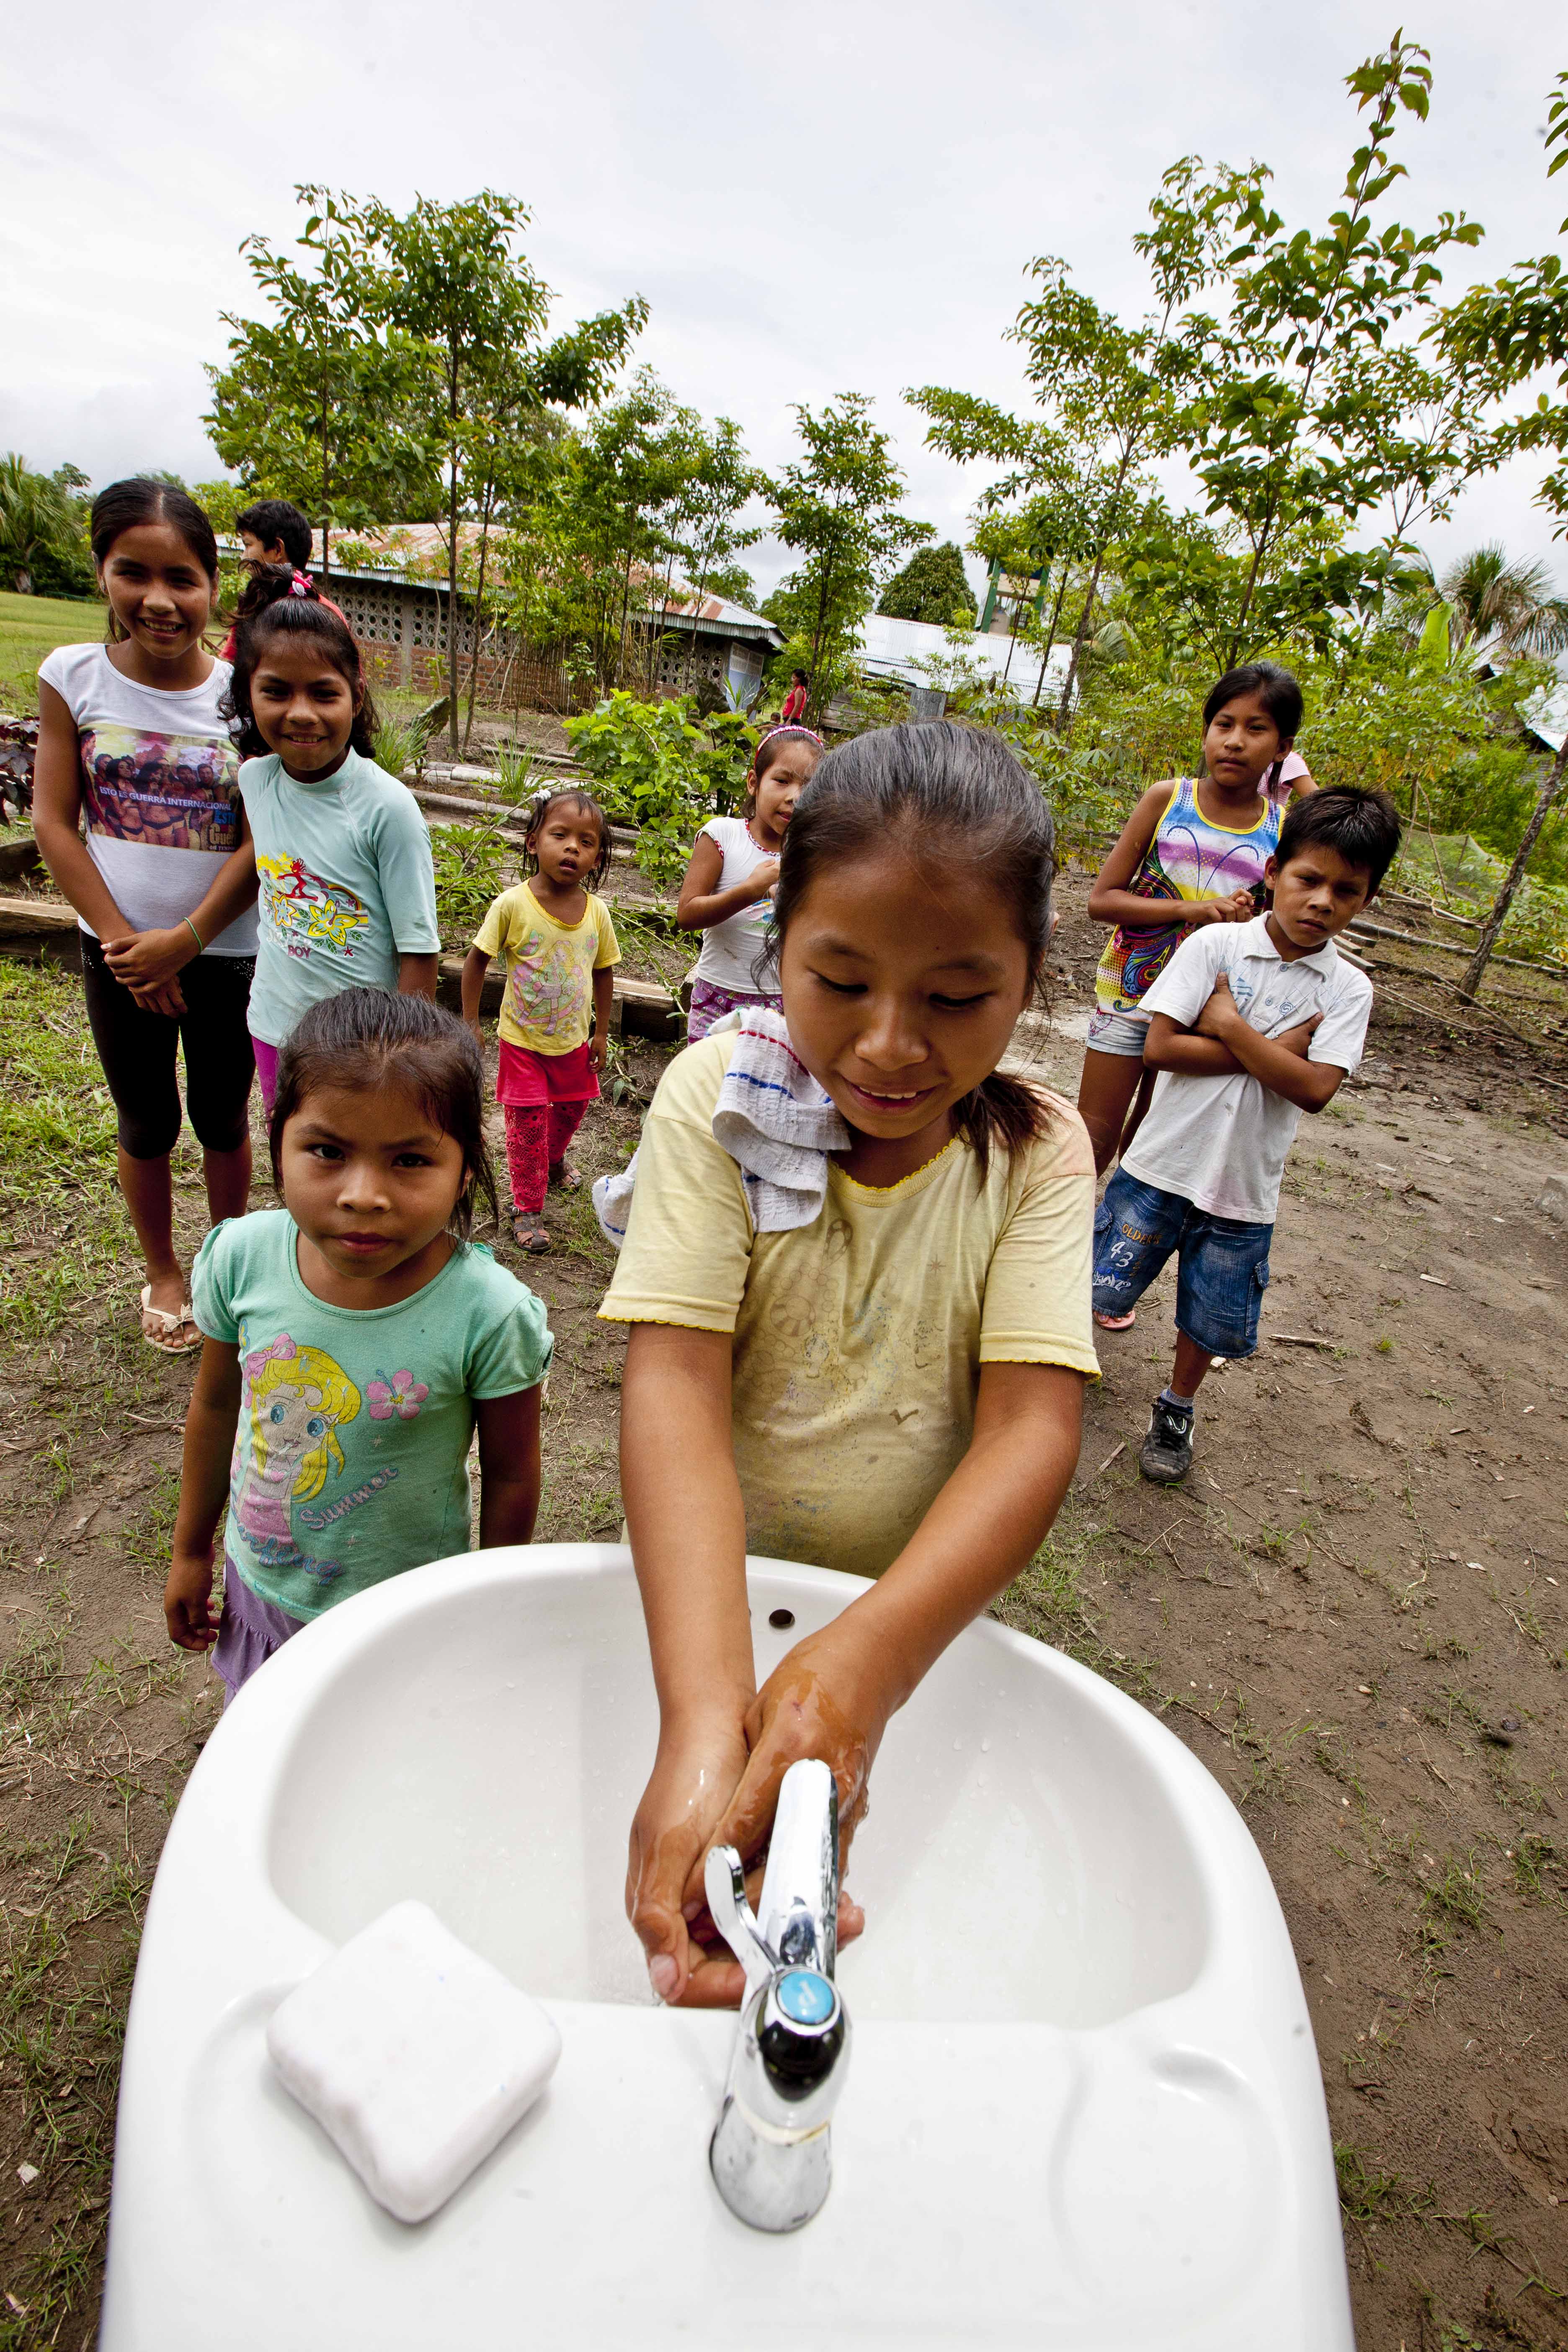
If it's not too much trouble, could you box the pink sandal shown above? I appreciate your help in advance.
[1093,1308,1137,1331]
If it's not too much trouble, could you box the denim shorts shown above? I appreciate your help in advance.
[1092,1169,1272,1359]
[1085,1008,1152,1058]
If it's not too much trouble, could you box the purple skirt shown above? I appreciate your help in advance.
[687,977,780,1043]
[212,1561,305,1703]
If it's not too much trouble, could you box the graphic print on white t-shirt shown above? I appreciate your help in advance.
[80,725,241,853]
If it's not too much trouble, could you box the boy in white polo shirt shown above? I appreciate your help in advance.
[1092,787,1402,1483]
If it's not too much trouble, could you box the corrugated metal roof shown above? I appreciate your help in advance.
[855,612,1068,702]
[1524,681,1568,756]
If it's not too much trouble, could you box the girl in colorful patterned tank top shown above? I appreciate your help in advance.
[1078,663,1311,1186]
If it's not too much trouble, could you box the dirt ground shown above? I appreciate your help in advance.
[0,867,1565,2350]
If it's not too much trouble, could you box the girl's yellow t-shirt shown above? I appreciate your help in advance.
[600,1032,1100,1580]
[472,880,620,1055]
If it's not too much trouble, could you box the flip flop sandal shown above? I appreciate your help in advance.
[1093,1308,1137,1331]
[549,1163,583,1194]
[513,1224,551,1255]
[140,1286,201,1354]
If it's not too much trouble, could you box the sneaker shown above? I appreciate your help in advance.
[1139,1395,1194,1484]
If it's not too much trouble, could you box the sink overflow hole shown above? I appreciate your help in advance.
[768,1608,795,1630]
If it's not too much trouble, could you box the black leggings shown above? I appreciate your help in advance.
[80,935,256,1160]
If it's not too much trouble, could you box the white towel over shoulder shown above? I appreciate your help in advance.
[593,1010,848,1248]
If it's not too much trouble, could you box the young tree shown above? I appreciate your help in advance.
[878,542,975,625]
[764,393,929,722]
[337,188,645,749]
[1438,70,1568,998]
[206,193,437,581]
[1186,38,1484,662]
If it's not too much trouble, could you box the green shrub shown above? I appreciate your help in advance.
[432,823,508,950]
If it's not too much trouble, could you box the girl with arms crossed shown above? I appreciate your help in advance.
[34,481,260,1354]
[602,724,1099,2006]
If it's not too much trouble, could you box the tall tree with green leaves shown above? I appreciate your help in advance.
[1185,37,1484,663]
[334,188,645,749]
[206,192,437,581]
[878,542,974,625]
[764,393,929,721]
[1438,69,1568,998]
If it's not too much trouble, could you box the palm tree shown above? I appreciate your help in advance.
[0,455,88,595]
[1397,542,1568,664]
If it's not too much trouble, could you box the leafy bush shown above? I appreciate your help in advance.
[431,823,508,949]
[372,710,437,784]
[564,691,757,885]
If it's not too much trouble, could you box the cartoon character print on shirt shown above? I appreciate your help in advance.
[256,852,370,963]
[506,929,591,1038]
[79,725,241,853]
[232,1335,361,1586]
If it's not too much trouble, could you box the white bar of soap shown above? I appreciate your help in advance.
[267,1899,561,2224]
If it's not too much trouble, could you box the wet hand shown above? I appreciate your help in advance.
[748,858,781,900]
[1203,890,1254,926]
[700,1629,885,1940]
[627,1712,753,2008]
[164,1548,220,1651]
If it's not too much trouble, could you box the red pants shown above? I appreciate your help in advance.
[503,1099,588,1215]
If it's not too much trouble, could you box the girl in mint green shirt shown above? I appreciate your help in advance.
[165,989,552,1699]
[224,567,440,1114]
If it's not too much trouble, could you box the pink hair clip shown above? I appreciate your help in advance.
[289,571,312,597]
[757,723,824,749]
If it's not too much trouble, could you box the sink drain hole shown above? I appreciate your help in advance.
[768,1607,796,1630]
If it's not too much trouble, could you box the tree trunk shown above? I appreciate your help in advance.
[1033,568,1071,709]
[1056,436,1137,730]
[1459,735,1568,1001]
[463,475,495,756]
[446,351,462,754]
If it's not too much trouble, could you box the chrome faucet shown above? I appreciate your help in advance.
[703,1757,852,2233]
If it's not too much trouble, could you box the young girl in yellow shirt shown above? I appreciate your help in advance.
[600,722,1099,2006]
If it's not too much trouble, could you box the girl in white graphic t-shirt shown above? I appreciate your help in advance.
[34,480,261,1355]
[675,726,822,1040]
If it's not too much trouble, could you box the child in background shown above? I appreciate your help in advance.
[462,788,620,1255]
[219,500,349,659]
[227,569,439,1115]
[780,669,810,727]
[604,722,1098,2006]
[33,479,260,1354]
[675,725,823,1040]
[1078,662,1304,1227]
[165,990,552,1698]
[1093,788,1401,1487]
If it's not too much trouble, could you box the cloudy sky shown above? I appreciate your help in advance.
[4,0,1564,603]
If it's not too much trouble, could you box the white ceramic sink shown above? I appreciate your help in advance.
[101,1545,1352,2349]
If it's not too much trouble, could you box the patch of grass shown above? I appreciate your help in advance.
[1510,1833,1561,1904]
[1335,2140,1433,2226]
[0,588,105,712]
[1421,1849,1489,1939]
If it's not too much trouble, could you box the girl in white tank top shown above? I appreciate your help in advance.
[674,726,822,1039]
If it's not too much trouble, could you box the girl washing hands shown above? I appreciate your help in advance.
[165,990,552,1699]
[675,725,822,1040]
[229,569,440,1115]
[601,723,1099,2006]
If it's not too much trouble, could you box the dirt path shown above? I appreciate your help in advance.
[1,872,1565,2349]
